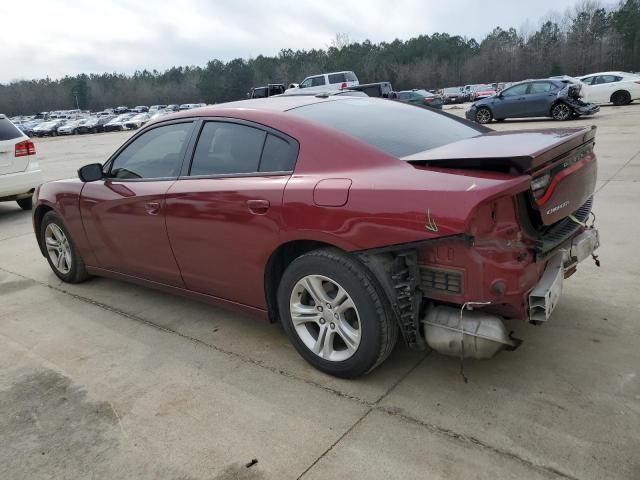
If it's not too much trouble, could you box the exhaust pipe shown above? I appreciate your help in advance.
[422,305,520,359]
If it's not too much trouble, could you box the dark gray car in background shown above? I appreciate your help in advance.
[466,78,600,124]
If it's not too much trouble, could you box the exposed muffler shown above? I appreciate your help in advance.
[422,305,520,359]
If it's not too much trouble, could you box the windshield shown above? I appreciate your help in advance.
[289,98,482,158]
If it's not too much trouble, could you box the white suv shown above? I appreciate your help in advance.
[0,114,42,210]
[286,71,359,94]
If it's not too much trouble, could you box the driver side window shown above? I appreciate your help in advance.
[109,122,193,179]
[501,83,529,97]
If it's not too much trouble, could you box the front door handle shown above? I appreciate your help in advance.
[144,201,161,215]
[247,199,270,215]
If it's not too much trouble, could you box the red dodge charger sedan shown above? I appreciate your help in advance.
[33,96,600,377]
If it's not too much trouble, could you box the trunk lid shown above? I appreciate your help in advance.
[402,127,597,226]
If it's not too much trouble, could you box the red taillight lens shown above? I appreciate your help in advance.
[15,140,36,157]
[340,82,347,89]
[424,97,433,102]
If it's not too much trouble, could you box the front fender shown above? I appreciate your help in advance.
[34,180,97,266]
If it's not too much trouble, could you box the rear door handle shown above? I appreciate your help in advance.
[144,201,161,215]
[247,199,270,215]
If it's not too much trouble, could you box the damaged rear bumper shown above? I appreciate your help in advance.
[566,98,600,116]
[529,227,600,323]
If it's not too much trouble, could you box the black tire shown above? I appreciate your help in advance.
[16,197,33,210]
[611,90,631,106]
[277,248,398,378]
[551,102,572,121]
[475,107,493,124]
[40,211,90,283]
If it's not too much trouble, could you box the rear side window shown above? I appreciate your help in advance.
[361,86,380,97]
[0,117,23,141]
[344,72,357,82]
[190,122,266,176]
[529,82,554,93]
[289,98,482,158]
[190,123,297,175]
[328,73,346,84]
[260,134,296,172]
[252,87,268,98]
[597,75,621,84]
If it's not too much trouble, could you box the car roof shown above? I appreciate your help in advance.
[580,71,630,77]
[169,95,342,116]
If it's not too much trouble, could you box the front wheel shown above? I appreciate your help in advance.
[40,211,90,283]
[277,249,397,378]
[475,107,493,124]
[551,103,572,121]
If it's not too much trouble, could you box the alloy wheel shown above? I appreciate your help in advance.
[289,274,362,362]
[45,223,72,274]
[552,103,571,120]
[476,108,491,124]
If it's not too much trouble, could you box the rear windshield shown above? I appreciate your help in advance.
[288,98,482,158]
[0,117,23,141]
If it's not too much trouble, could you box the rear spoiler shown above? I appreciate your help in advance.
[402,126,596,173]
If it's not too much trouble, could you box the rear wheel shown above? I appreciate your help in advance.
[41,211,90,283]
[551,103,572,121]
[611,90,631,106]
[277,249,397,378]
[475,107,493,124]
[16,197,33,210]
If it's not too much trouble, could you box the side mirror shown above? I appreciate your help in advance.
[78,163,104,182]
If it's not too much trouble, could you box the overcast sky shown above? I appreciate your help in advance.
[2,0,590,83]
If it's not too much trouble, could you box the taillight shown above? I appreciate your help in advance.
[424,97,433,103]
[15,140,36,157]
[531,173,551,200]
[340,82,347,89]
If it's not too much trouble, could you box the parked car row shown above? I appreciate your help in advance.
[10,105,187,137]
[442,70,639,108]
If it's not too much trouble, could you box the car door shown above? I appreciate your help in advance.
[594,75,621,103]
[491,83,530,118]
[526,81,558,116]
[165,119,299,309]
[80,121,195,286]
[581,75,607,104]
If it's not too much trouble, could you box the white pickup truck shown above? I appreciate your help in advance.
[0,114,42,210]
